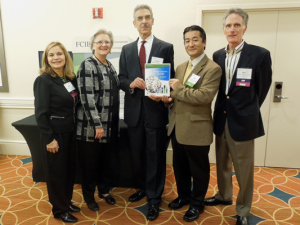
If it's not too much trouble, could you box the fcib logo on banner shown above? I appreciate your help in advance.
[73,38,91,53]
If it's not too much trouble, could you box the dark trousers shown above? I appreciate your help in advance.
[77,140,112,203]
[171,131,210,209]
[43,131,76,217]
[127,106,168,206]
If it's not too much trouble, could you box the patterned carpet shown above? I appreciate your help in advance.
[0,155,299,225]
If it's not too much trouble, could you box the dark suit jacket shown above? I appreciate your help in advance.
[119,36,175,128]
[213,42,272,141]
[168,55,222,146]
[34,74,78,144]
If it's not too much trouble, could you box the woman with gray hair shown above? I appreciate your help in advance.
[76,29,119,211]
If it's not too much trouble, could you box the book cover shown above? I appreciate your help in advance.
[144,63,170,96]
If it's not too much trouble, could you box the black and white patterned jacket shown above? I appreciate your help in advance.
[76,56,119,142]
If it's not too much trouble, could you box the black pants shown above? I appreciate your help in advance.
[43,131,76,217]
[171,131,210,209]
[127,106,168,206]
[77,140,113,203]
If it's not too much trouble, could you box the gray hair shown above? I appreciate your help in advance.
[133,4,153,21]
[90,29,114,52]
[222,8,249,27]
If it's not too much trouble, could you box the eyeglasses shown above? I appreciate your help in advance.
[94,41,111,45]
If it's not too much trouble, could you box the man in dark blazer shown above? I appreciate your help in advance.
[118,4,175,221]
[163,25,221,222]
[204,8,272,225]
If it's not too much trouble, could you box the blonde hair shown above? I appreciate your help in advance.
[91,29,114,53]
[39,42,75,80]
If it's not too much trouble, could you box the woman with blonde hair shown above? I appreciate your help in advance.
[76,29,119,211]
[34,42,80,223]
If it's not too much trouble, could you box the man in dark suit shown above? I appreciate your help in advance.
[118,4,175,221]
[204,8,272,225]
[162,25,221,222]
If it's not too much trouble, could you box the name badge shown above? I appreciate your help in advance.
[151,57,164,64]
[236,68,252,87]
[186,73,201,87]
[64,82,78,97]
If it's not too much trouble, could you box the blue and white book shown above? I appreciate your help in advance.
[144,63,170,96]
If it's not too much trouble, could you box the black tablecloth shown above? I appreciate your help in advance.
[12,115,141,188]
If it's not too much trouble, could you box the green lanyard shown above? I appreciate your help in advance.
[60,76,67,83]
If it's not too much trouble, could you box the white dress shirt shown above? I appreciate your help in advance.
[137,34,154,63]
[188,53,206,70]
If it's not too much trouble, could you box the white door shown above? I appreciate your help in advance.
[265,10,300,168]
[202,9,300,168]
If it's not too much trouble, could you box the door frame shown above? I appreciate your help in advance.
[197,3,300,26]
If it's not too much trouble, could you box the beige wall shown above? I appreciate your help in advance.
[0,0,298,157]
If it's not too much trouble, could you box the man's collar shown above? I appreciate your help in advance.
[224,40,245,53]
[138,33,153,43]
[189,53,206,66]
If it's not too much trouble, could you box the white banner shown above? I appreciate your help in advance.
[72,36,131,53]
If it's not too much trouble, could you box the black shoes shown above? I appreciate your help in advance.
[129,190,146,202]
[168,198,190,210]
[204,196,233,206]
[69,204,81,213]
[99,193,116,205]
[183,207,204,222]
[54,212,78,223]
[236,216,249,225]
[87,202,100,211]
[147,205,159,221]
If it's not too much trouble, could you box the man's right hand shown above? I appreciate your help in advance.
[130,78,146,90]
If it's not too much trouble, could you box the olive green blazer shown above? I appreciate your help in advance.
[168,55,222,146]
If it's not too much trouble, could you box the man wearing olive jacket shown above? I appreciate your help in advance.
[163,25,222,222]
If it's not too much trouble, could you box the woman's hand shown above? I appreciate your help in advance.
[95,128,104,139]
[46,139,59,153]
